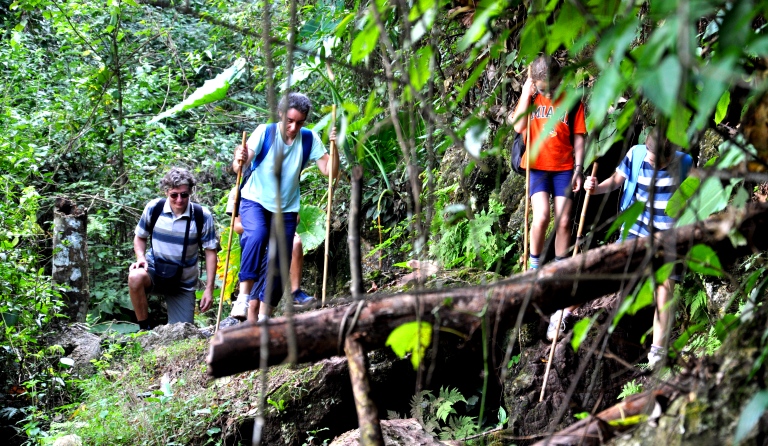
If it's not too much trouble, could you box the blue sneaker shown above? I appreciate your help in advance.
[292,289,316,309]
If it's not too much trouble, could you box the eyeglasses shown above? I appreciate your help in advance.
[169,192,190,199]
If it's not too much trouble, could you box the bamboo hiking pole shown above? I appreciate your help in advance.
[215,131,246,333]
[523,66,532,271]
[539,162,598,402]
[322,94,337,307]
[573,163,599,257]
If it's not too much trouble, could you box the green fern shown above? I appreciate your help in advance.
[685,289,709,323]
[409,387,476,439]
[435,387,467,422]
[617,380,643,400]
[440,415,478,440]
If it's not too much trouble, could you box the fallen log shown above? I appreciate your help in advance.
[208,204,768,377]
[530,387,673,446]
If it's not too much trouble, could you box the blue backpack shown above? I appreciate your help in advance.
[619,145,693,212]
[235,123,314,215]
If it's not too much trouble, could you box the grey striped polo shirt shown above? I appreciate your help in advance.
[135,198,218,291]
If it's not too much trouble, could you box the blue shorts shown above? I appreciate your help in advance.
[238,199,298,308]
[529,170,572,197]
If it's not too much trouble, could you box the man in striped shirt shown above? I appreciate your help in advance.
[128,168,219,329]
[584,128,692,367]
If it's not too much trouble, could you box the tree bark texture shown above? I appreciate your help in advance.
[344,334,384,446]
[348,165,364,298]
[52,197,90,323]
[208,204,768,377]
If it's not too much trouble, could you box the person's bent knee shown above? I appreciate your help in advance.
[128,269,150,290]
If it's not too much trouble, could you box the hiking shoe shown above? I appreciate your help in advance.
[292,289,316,310]
[647,345,666,368]
[546,310,572,341]
[230,294,249,320]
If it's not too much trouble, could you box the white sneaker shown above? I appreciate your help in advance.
[230,294,249,320]
[647,345,665,368]
[546,310,570,341]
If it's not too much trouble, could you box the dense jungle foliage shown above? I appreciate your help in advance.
[3,0,768,444]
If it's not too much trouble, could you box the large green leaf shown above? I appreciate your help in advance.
[296,204,326,254]
[676,176,728,226]
[667,105,691,148]
[719,0,755,54]
[458,0,505,51]
[735,390,768,444]
[149,58,246,123]
[546,1,585,54]
[640,55,681,116]
[351,20,380,64]
[386,321,432,370]
[605,200,644,242]
[571,315,597,353]
[666,176,701,218]
[587,65,622,130]
[715,90,731,125]
[217,226,241,301]
[687,244,723,277]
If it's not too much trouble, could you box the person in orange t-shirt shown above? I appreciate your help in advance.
[507,56,587,340]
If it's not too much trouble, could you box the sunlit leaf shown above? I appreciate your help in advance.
[217,226,241,301]
[296,204,326,254]
[571,316,596,353]
[687,244,723,277]
[385,321,432,370]
[149,58,246,123]
[629,279,653,315]
[351,21,379,64]
[715,90,731,125]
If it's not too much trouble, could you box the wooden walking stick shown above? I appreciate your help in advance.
[322,64,337,307]
[540,162,598,402]
[215,131,246,333]
[573,163,599,257]
[523,66,532,272]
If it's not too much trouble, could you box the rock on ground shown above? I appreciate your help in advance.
[52,323,101,375]
[139,322,204,350]
[330,418,460,446]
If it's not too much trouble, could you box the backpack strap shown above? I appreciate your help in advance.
[148,198,166,241]
[253,123,277,169]
[678,151,693,179]
[620,145,647,212]
[300,127,313,170]
[192,203,204,240]
[568,103,579,148]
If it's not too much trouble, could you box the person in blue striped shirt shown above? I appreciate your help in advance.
[584,128,692,367]
[128,168,219,329]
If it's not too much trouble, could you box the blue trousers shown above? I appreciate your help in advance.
[239,199,298,307]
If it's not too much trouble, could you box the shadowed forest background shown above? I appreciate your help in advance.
[3,0,768,444]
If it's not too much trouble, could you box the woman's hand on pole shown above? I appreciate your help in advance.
[233,144,248,172]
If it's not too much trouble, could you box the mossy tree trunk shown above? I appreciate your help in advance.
[52,197,90,323]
